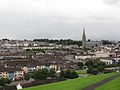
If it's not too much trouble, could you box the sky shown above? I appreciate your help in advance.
[0,0,120,40]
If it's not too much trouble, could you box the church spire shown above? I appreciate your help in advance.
[82,27,86,48]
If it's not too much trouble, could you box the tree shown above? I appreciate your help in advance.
[85,60,106,75]
[118,60,120,66]
[60,69,79,79]
[24,73,30,81]
[71,70,79,79]
[33,39,82,46]
[0,78,11,86]
[85,60,94,67]
[33,68,49,80]
[118,60,120,71]
[88,39,91,42]
[91,69,99,75]
[26,49,31,52]
[32,49,45,53]
[77,62,84,69]
[41,68,49,77]
[60,70,64,78]
[6,79,11,84]
[49,68,56,77]
[0,78,6,86]
[101,40,112,45]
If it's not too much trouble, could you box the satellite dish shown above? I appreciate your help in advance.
[16,84,23,90]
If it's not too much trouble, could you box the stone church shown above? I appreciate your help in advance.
[82,28,101,50]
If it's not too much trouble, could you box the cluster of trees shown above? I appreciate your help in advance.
[33,39,82,46]
[60,69,79,79]
[101,40,114,45]
[24,68,56,80]
[78,59,120,75]
[85,60,106,75]
[85,60,120,75]
[24,68,79,81]
[0,78,11,86]
[33,68,49,80]
[25,60,120,80]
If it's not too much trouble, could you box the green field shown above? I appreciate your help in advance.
[96,75,120,90]
[23,73,117,90]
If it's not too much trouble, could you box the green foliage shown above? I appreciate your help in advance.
[85,60,94,67]
[0,78,11,86]
[24,73,30,81]
[33,69,49,80]
[118,60,120,66]
[85,60,106,75]
[49,68,56,77]
[33,39,82,46]
[32,49,45,53]
[103,69,114,74]
[26,49,31,52]
[23,73,116,90]
[32,68,57,80]
[87,68,99,75]
[101,40,112,45]
[105,64,117,68]
[6,79,11,84]
[60,69,79,79]
[77,62,84,69]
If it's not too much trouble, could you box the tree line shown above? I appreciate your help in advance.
[33,39,82,46]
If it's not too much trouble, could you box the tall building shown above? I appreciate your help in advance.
[82,28,86,48]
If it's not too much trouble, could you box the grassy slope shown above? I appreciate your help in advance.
[23,73,116,90]
[96,75,120,90]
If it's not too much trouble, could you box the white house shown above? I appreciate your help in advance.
[100,58,116,65]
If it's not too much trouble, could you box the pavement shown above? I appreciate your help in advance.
[8,78,34,86]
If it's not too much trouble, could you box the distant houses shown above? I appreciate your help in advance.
[0,29,119,83]
[0,67,24,81]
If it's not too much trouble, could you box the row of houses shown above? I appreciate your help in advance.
[0,53,79,81]
[0,67,24,81]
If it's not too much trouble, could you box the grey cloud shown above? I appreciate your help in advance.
[0,0,120,40]
[103,0,120,5]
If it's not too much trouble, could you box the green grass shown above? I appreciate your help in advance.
[76,70,87,74]
[23,73,117,90]
[96,74,120,90]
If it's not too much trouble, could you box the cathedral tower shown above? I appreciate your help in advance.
[82,28,86,49]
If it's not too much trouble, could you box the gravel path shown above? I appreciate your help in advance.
[81,73,120,90]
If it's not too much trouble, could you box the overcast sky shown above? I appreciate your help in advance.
[0,0,120,40]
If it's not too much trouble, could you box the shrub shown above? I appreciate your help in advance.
[50,68,56,77]
[104,69,114,74]
[0,78,11,86]
[33,68,49,80]
[60,69,79,79]
[24,73,30,81]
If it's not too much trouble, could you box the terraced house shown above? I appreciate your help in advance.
[0,68,24,81]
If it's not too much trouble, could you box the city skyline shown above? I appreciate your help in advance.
[0,0,120,40]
